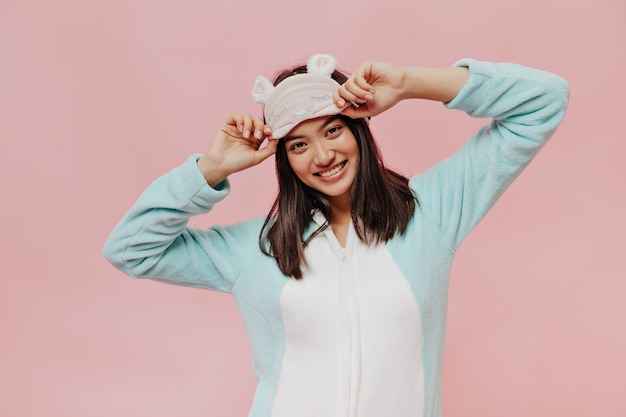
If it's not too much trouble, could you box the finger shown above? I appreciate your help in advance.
[353,62,376,93]
[343,79,373,102]
[339,80,375,106]
[334,91,347,109]
[353,75,375,95]
[252,117,266,139]
[265,138,278,154]
[354,77,375,96]
[228,113,244,133]
[252,138,278,165]
[336,83,360,104]
[241,113,253,138]
[340,104,374,119]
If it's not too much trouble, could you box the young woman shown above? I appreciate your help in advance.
[104,54,569,417]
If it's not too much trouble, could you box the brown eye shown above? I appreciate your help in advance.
[289,142,307,152]
[327,126,343,137]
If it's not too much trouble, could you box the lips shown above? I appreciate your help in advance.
[316,161,347,177]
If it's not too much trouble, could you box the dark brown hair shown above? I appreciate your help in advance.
[259,65,416,278]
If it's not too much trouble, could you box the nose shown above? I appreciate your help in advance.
[312,140,335,166]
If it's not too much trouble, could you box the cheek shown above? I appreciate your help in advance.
[346,141,360,164]
[287,155,308,179]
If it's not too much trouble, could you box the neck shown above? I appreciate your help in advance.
[329,193,350,220]
[328,196,351,247]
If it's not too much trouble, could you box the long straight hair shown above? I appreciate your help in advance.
[259,66,416,279]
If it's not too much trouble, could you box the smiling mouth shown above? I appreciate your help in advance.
[316,161,347,177]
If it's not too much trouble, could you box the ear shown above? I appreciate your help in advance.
[307,54,337,77]
[251,76,275,103]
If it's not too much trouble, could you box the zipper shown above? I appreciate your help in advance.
[338,242,360,417]
[324,222,360,417]
[339,248,352,416]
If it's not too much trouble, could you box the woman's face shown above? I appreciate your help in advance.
[283,115,359,204]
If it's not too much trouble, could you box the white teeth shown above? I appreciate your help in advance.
[318,162,346,177]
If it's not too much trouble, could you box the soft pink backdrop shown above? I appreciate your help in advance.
[1,0,624,415]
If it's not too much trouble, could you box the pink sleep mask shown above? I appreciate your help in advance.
[251,54,347,139]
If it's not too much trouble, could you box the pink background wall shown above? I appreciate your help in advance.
[1,0,624,415]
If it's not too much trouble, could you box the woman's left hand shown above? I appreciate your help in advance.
[334,60,407,119]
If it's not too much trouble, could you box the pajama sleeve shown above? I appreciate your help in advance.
[103,154,260,292]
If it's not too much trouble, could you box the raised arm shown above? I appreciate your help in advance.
[103,113,276,291]
[337,58,569,250]
[334,61,470,118]
[412,59,570,249]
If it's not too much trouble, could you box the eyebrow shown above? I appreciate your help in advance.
[283,116,342,143]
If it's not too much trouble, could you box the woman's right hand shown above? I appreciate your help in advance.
[197,113,277,187]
